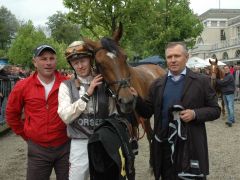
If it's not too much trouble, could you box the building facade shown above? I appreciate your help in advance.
[189,9,240,65]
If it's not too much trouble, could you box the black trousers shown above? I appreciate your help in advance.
[27,140,70,180]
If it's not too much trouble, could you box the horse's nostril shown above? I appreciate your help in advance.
[118,97,123,104]
[118,97,133,105]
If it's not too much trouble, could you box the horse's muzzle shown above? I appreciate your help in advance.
[117,95,136,114]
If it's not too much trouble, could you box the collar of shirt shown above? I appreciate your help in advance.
[168,68,186,81]
[77,75,93,85]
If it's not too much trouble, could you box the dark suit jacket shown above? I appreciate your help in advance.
[135,68,221,177]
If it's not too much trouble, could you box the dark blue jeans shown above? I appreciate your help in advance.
[223,94,235,123]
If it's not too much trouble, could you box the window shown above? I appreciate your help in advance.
[212,54,217,59]
[211,21,217,27]
[220,21,226,27]
[220,29,226,40]
[197,37,204,45]
[237,27,240,38]
[222,52,228,60]
[236,50,240,58]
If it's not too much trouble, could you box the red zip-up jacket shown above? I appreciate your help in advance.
[6,71,69,147]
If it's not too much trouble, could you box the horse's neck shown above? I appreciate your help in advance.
[128,66,136,82]
[128,66,144,95]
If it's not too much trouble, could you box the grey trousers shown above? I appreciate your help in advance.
[27,140,70,180]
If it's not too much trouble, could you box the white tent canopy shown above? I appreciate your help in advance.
[187,57,209,68]
[204,58,226,66]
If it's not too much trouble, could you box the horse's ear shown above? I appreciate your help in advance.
[83,38,98,51]
[112,22,123,44]
[209,59,212,65]
[215,58,218,64]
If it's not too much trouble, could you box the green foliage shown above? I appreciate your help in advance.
[0,49,7,58]
[8,21,69,70]
[47,11,82,45]
[0,6,19,50]
[63,0,203,60]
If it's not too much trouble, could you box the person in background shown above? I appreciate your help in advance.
[217,65,235,127]
[0,91,3,124]
[233,65,240,101]
[130,42,221,180]
[230,65,234,75]
[6,45,70,180]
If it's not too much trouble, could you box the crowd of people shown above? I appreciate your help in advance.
[191,63,239,128]
[1,41,238,180]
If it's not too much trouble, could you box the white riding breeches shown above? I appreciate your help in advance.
[69,139,89,180]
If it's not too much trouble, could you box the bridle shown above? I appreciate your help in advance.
[93,46,131,99]
[209,64,218,87]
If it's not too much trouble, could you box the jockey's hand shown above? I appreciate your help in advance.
[129,87,138,97]
[179,109,195,123]
[87,74,103,96]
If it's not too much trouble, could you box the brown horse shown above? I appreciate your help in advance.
[209,58,225,115]
[83,23,166,142]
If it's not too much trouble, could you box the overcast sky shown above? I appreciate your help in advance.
[1,0,240,26]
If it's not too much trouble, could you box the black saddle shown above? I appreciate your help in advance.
[88,117,135,180]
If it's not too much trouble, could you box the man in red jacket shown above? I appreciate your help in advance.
[6,45,70,180]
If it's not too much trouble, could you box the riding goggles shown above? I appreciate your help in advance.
[65,45,93,61]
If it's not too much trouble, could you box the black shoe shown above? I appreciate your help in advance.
[225,122,232,127]
[131,138,138,155]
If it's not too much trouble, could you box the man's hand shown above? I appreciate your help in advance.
[87,74,103,96]
[179,109,195,122]
[129,87,138,96]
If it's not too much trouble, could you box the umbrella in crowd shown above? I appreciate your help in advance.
[186,57,209,68]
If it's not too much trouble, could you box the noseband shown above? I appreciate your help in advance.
[93,47,131,99]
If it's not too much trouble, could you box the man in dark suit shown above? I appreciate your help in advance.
[130,42,221,180]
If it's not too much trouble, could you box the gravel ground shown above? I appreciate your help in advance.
[0,102,240,180]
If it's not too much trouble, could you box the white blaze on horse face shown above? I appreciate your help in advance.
[106,52,116,59]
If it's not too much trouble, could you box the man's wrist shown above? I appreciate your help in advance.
[81,92,91,103]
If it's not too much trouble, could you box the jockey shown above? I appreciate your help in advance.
[57,41,131,180]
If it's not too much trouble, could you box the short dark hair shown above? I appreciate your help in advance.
[165,42,188,54]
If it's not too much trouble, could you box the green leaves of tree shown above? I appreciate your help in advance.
[63,0,203,59]
[47,11,82,45]
[0,6,19,53]
[8,22,68,69]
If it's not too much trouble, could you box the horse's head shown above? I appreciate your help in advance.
[84,23,136,114]
[209,58,224,88]
[209,58,218,80]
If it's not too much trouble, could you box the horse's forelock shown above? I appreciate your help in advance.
[100,37,119,56]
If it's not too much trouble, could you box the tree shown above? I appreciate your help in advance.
[0,6,19,51]
[143,0,204,57]
[47,11,82,45]
[8,21,69,69]
[63,0,203,59]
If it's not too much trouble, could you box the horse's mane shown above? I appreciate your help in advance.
[100,37,120,56]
